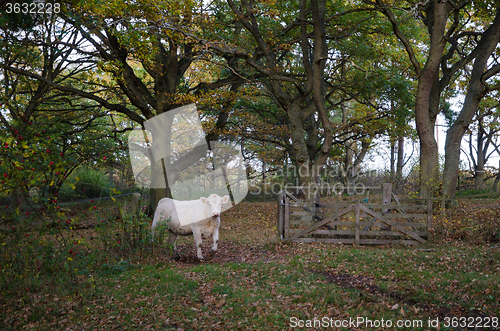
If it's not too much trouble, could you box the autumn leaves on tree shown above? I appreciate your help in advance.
[1,0,500,207]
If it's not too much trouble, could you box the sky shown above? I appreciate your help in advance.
[365,101,500,176]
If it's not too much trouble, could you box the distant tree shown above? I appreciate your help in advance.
[367,0,500,197]
[464,97,500,190]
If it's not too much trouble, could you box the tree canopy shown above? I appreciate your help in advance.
[1,0,500,209]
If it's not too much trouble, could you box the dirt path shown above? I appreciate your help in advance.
[171,240,287,266]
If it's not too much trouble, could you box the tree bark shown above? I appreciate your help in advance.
[442,7,500,197]
[396,136,404,182]
[414,1,449,197]
[345,139,370,195]
[288,103,320,198]
[495,160,500,192]
[474,145,485,191]
[390,139,396,179]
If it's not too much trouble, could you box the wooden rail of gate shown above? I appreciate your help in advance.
[277,191,433,245]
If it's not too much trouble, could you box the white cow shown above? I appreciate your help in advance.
[152,194,230,260]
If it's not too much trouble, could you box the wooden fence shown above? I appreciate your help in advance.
[277,190,432,246]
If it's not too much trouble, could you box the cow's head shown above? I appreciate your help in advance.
[201,194,230,217]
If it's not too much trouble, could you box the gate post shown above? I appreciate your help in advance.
[427,200,433,241]
[355,200,360,246]
[313,191,321,222]
[277,191,285,240]
[382,183,392,230]
[284,195,290,240]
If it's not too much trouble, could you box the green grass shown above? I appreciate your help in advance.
[1,201,499,330]
[2,242,498,330]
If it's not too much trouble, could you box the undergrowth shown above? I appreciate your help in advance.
[0,203,172,303]
[0,200,499,330]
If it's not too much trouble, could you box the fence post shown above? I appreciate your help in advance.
[313,191,321,222]
[132,193,141,215]
[355,200,360,246]
[277,191,284,241]
[427,200,433,241]
[284,195,290,240]
[382,183,392,230]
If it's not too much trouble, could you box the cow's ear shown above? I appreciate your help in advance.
[221,195,230,203]
[200,197,209,204]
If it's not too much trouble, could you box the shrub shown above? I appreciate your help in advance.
[0,202,161,295]
[59,167,112,201]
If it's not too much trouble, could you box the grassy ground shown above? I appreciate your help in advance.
[1,200,499,330]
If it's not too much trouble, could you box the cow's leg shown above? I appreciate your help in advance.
[167,233,180,258]
[191,228,204,260]
[211,227,219,253]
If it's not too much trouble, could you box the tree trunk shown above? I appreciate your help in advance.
[475,165,485,191]
[344,140,353,187]
[390,139,396,180]
[416,111,440,197]
[414,1,449,198]
[148,161,171,216]
[442,8,500,197]
[345,139,370,195]
[262,159,266,184]
[396,136,404,182]
[288,104,320,199]
[475,129,485,191]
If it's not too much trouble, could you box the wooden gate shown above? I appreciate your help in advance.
[277,191,432,245]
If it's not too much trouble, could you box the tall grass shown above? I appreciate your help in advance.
[0,201,170,298]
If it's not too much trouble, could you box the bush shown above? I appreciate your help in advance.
[0,222,92,293]
[59,167,112,201]
[0,200,165,296]
[99,211,154,254]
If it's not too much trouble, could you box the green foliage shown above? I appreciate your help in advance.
[0,0,38,32]
[0,220,95,293]
[150,218,171,247]
[0,200,160,305]
[456,187,491,197]
[1,13,135,220]
[443,101,456,126]
[59,167,112,201]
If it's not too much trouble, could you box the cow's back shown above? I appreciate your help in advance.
[153,198,192,235]
[171,199,210,223]
[153,198,214,235]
